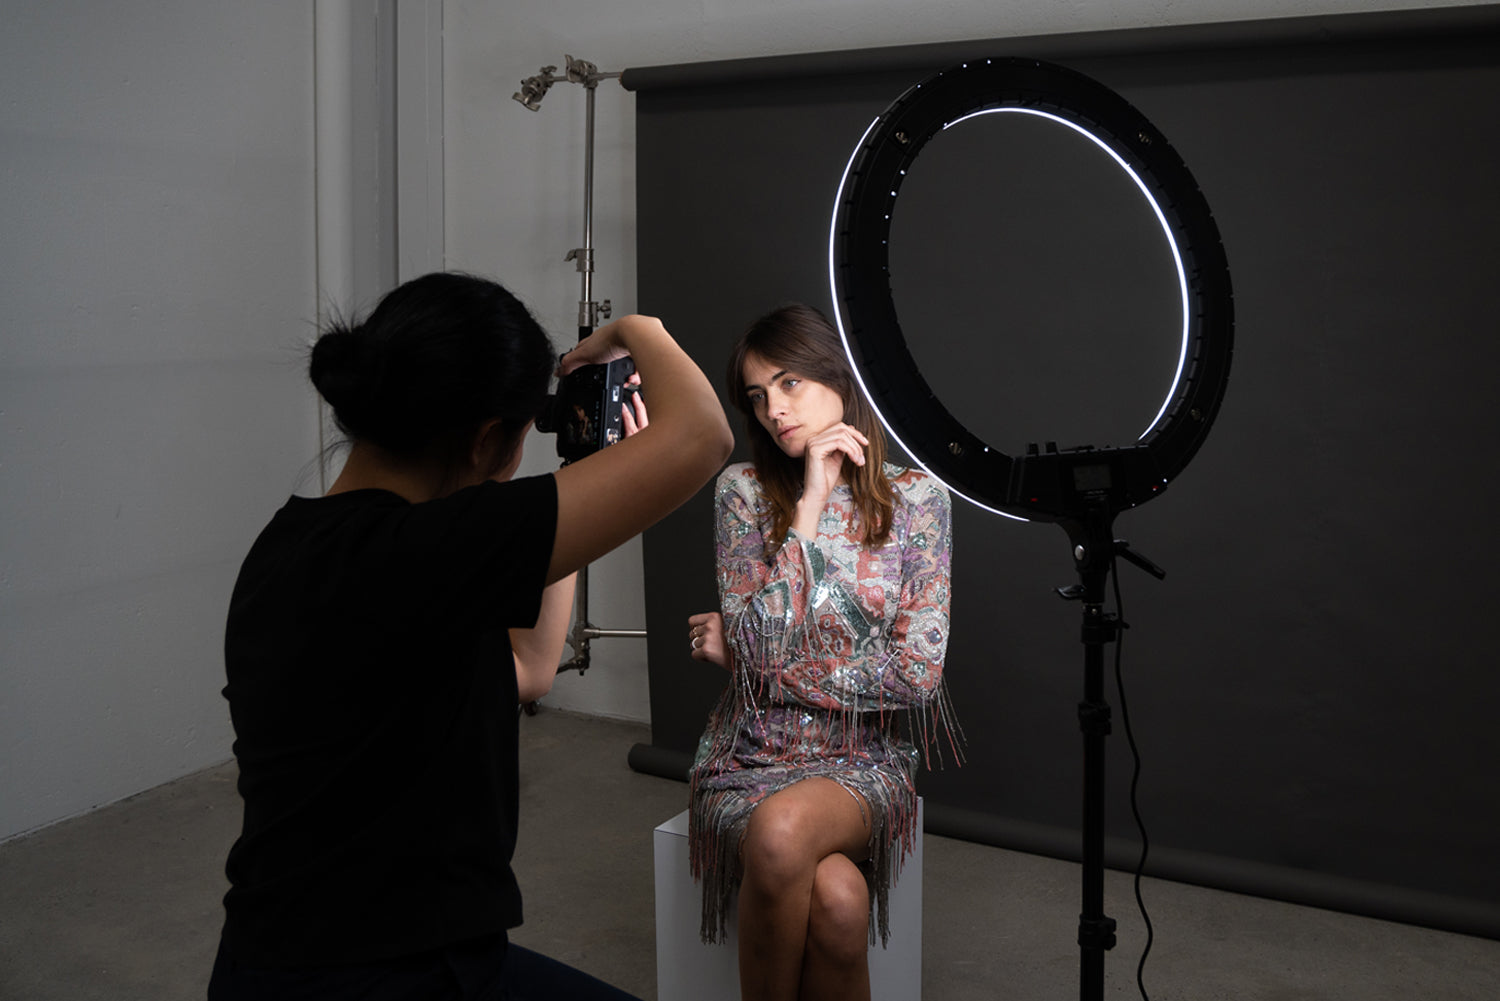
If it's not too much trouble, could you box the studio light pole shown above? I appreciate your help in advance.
[829,57,1233,1000]
[513,55,645,681]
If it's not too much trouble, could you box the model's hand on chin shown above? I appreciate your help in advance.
[792,422,868,537]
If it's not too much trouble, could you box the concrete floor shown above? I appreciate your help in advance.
[2,707,1497,1000]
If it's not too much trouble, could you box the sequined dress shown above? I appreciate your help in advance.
[688,461,960,945]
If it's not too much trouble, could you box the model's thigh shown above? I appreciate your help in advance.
[741,776,871,871]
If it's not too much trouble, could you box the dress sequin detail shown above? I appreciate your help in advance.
[687,462,962,945]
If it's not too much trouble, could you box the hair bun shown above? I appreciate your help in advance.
[310,326,385,436]
[305,272,554,463]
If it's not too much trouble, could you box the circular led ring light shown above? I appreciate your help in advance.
[829,58,1233,523]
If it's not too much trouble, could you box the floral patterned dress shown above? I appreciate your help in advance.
[688,461,961,945]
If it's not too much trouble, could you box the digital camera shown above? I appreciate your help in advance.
[535,357,637,463]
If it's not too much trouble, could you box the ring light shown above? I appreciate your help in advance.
[829,58,1233,523]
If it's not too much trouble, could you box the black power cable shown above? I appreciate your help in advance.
[1110,551,1155,1001]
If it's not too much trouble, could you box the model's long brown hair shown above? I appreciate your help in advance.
[727,304,895,548]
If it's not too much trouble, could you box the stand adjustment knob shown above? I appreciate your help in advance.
[1078,701,1113,736]
[1077,915,1117,950]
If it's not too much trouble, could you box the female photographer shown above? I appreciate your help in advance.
[687,304,960,1001]
[210,272,732,1000]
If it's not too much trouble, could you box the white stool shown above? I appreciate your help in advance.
[653,799,923,1001]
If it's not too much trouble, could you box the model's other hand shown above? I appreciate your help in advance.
[688,611,728,669]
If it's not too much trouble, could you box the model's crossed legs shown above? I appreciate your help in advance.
[736,777,873,1001]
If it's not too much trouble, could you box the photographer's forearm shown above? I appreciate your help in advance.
[608,316,722,428]
[513,572,578,703]
[549,317,733,582]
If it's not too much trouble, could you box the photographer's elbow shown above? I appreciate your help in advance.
[672,407,732,479]
[517,674,553,704]
[708,413,734,464]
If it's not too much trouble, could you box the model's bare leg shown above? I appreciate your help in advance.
[797,853,872,1001]
[736,777,871,1001]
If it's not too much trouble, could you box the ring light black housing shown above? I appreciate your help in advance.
[829,57,1233,523]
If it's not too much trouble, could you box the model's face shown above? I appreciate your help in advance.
[741,351,846,459]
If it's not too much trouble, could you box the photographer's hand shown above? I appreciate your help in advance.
[622,372,647,436]
[559,315,655,376]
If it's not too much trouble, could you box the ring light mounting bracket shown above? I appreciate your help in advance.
[829,57,1233,526]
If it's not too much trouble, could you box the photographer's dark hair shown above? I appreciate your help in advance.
[310,272,554,485]
[727,303,895,548]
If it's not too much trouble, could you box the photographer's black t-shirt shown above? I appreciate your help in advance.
[219,475,557,969]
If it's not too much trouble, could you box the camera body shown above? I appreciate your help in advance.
[536,357,636,463]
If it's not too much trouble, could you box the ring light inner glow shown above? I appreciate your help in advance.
[939,108,1190,440]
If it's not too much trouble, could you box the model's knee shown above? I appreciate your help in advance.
[807,856,870,963]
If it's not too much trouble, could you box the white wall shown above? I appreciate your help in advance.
[444,0,1487,723]
[0,3,319,840]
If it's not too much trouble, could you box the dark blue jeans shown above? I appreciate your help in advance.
[207,933,641,1001]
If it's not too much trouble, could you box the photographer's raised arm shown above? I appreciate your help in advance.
[547,315,732,583]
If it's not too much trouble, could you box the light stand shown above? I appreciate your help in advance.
[1056,505,1165,997]
[828,58,1234,1000]
[514,54,621,340]
[513,55,644,679]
